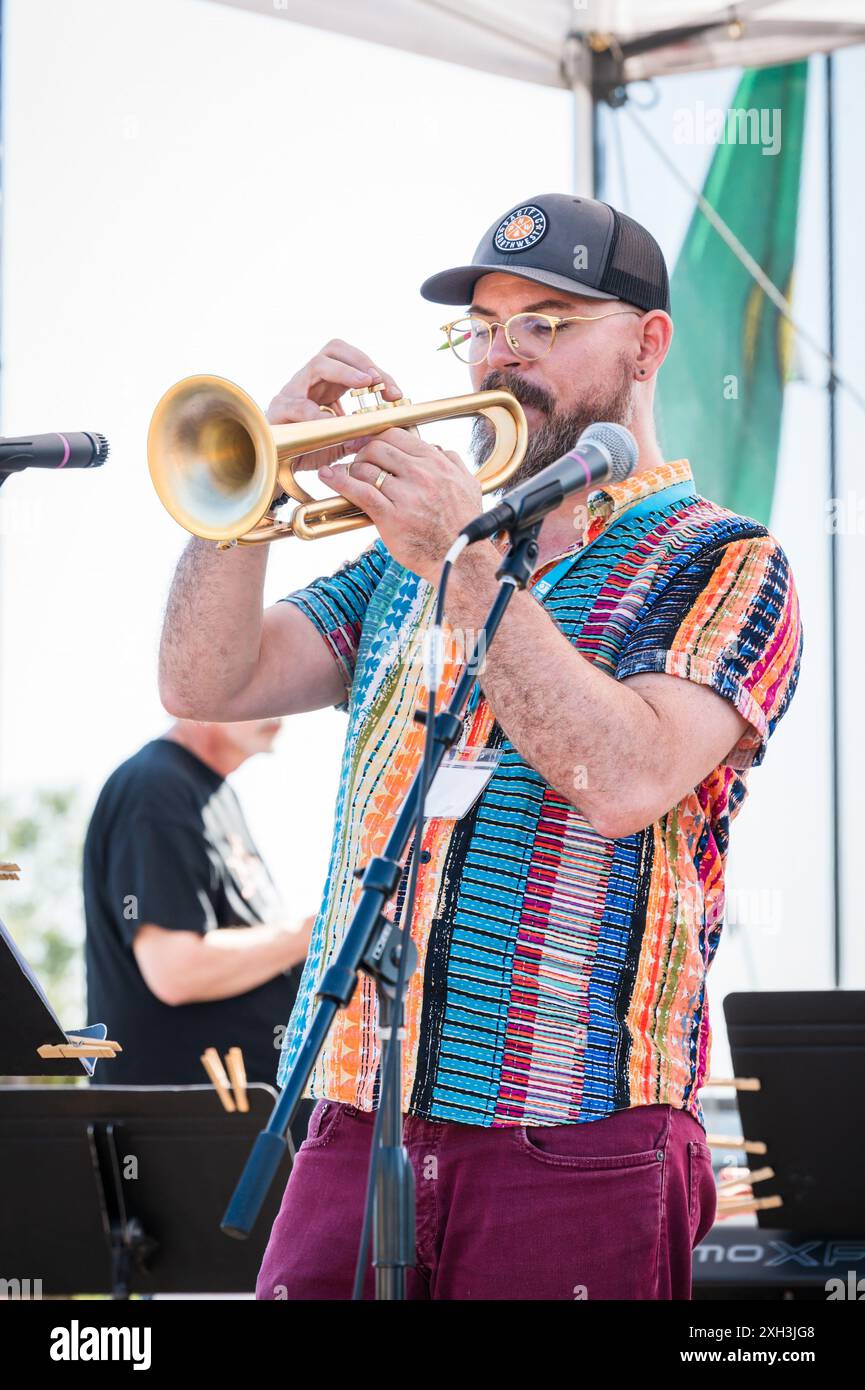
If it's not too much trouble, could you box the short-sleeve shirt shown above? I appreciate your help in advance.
[276,459,803,1128]
[84,738,302,1088]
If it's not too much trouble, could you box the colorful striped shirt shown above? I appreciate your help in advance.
[276,457,803,1128]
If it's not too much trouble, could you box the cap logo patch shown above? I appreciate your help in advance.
[494,205,548,254]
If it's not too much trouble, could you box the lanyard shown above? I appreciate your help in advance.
[464,478,696,720]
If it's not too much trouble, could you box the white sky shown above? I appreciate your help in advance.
[1,0,863,1073]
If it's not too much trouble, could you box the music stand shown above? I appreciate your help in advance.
[724,990,865,1235]
[0,915,116,1076]
[0,1083,293,1296]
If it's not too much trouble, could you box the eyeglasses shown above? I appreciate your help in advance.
[438,309,642,365]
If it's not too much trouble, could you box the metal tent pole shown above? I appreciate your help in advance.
[825,52,842,987]
[0,0,5,799]
[564,35,596,197]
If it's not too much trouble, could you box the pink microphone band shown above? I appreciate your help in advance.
[568,449,593,487]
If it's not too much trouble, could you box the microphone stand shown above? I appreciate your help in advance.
[221,520,543,1299]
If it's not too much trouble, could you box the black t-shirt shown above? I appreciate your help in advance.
[84,737,302,1090]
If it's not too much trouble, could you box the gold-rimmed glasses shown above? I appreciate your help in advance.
[438,309,642,365]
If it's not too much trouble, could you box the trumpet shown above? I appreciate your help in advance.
[147,375,528,545]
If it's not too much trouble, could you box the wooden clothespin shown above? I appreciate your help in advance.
[716,1194,784,1218]
[201,1047,236,1113]
[37,1036,122,1060]
[705,1134,768,1156]
[718,1164,775,1188]
[224,1047,249,1113]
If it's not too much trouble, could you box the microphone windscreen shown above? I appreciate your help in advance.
[92,433,110,465]
[577,422,638,483]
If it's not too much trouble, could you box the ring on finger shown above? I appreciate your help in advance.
[373,469,388,492]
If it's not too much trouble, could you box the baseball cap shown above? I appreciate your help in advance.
[420,193,671,315]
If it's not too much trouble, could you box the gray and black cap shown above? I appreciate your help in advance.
[420,193,671,315]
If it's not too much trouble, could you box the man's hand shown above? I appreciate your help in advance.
[318,428,483,584]
[267,339,403,474]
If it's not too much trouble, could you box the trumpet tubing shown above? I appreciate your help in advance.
[147,375,528,544]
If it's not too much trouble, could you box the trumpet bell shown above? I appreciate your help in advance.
[148,376,278,542]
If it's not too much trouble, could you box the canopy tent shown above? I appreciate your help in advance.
[210,1,865,190]
[209,1,865,85]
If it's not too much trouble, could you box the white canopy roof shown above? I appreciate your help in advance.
[208,1,865,87]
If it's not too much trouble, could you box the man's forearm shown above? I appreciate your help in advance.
[135,920,309,1006]
[186,921,307,1000]
[444,542,664,838]
[159,538,269,718]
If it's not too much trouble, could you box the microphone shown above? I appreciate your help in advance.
[459,422,638,545]
[0,431,109,484]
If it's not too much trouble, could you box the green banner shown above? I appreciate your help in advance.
[657,62,808,523]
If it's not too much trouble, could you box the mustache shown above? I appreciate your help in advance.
[471,351,636,491]
[478,369,556,417]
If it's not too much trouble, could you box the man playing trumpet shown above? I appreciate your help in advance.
[158,194,803,1301]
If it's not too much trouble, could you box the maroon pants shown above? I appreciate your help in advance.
[256,1099,717,1301]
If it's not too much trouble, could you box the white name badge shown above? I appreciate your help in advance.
[423,748,503,821]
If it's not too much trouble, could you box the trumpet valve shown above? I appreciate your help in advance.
[349,382,392,412]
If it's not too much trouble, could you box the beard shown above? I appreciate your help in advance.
[470,357,637,492]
